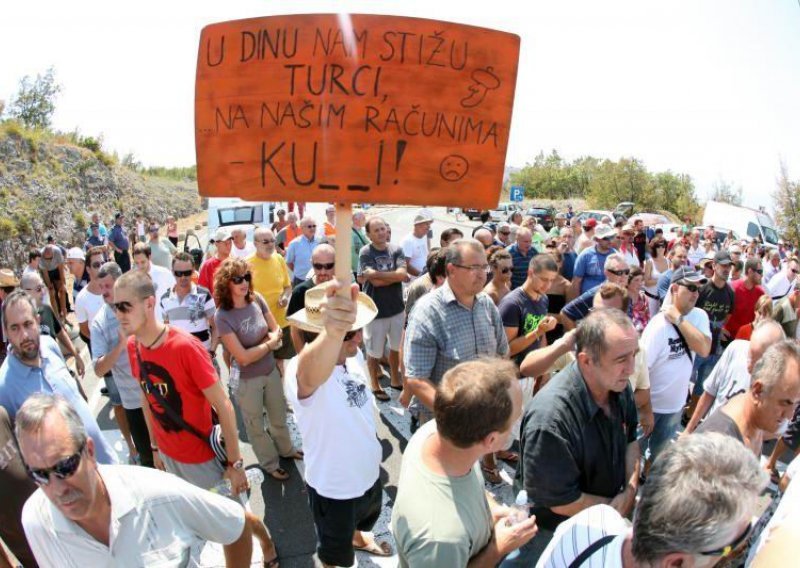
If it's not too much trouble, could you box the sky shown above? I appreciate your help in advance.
[2,1,799,211]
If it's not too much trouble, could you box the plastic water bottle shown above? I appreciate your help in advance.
[504,490,530,560]
[210,468,264,506]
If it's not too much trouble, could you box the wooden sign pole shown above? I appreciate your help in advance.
[334,203,353,296]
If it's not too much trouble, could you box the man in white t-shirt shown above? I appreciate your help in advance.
[75,247,106,355]
[285,280,392,567]
[536,433,768,568]
[230,228,256,259]
[131,242,175,321]
[684,320,786,434]
[16,393,253,567]
[640,267,711,465]
[400,212,433,282]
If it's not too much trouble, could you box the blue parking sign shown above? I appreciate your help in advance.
[510,186,524,202]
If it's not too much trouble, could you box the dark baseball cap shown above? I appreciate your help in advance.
[713,250,732,265]
[671,266,708,285]
[115,212,125,219]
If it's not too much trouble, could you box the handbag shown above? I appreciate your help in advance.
[135,343,228,466]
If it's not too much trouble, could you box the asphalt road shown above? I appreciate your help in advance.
[83,204,485,567]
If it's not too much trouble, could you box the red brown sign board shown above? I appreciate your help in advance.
[195,14,520,208]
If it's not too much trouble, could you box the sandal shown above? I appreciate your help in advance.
[769,466,781,485]
[372,389,390,402]
[353,537,392,557]
[263,552,279,567]
[267,468,290,481]
[284,450,304,460]
[481,464,503,484]
[389,384,404,391]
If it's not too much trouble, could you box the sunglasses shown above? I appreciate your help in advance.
[112,301,134,314]
[256,239,275,244]
[24,285,45,294]
[305,225,317,229]
[313,262,335,270]
[90,261,104,269]
[27,442,85,486]
[608,268,630,276]
[678,282,701,293]
[173,269,193,278]
[753,269,763,275]
[792,269,799,274]
[344,329,361,341]
[700,521,753,558]
[231,273,252,285]
[499,231,511,236]
[499,267,512,274]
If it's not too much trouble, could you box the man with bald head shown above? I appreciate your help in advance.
[508,227,536,290]
[473,228,494,250]
[287,243,335,352]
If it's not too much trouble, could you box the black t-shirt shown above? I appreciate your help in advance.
[287,277,317,317]
[358,243,406,319]
[517,361,638,531]
[697,280,735,351]
[696,408,744,443]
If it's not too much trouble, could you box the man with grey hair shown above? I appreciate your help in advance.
[0,290,115,464]
[16,393,255,567]
[561,253,631,329]
[509,308,640,565]
[403,238,509,429]
[286,216,321,285]
[91,261,152,467]
[230,227,255,259]
[508,227,536,290]
[697,339,800,456]
[536,433,768,567]
[685,320,786,435]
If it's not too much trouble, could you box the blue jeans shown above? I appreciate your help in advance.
[692,352,720,396]
[640,411,682,463]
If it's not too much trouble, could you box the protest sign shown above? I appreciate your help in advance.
[195,14,520,208]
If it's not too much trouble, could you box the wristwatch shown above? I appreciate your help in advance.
[227,458,244,470]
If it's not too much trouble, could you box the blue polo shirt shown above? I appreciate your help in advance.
[0,335,116,464]
[508,243,537,290]
[286,235,320,281]
[574,245,617,294]
[108,224,129,251]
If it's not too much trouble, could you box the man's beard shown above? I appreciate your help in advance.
[17,338,39,361]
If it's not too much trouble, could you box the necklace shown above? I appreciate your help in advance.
[146,326,167,349]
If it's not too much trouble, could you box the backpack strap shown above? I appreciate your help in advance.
[567,534,617,568]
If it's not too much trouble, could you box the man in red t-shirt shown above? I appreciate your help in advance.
[723,258,765,339]
[114,269,279,566]
[198,227,233,294]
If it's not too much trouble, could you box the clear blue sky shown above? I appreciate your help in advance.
[2,1,799,210]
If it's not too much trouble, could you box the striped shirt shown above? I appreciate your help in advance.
[508,243,537,289]
[159,284,216,349]
[536,504,628,568]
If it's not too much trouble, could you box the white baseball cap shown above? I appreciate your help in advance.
[66,247,85,261]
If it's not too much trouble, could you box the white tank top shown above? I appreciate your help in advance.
[644,257,668,295]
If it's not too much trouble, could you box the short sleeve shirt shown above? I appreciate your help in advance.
[499,287,549,364]
[214,294,275,378]
[358,243,406,319]
[574,246,616,294]
[724,280,765,337]
[703,339,751,414]
[517,361,638,532]
[75,287,104,325]
[108,224,129,251]
[287,277,316,317]
[400,233,429,280]
[39,246,63,271]
[248,254,291,328]
[91,304,142,409]
[159,285,216,349]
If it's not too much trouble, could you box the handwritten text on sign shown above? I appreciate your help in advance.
[195,14,520,208]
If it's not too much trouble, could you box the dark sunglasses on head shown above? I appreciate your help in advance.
[679,282,701,293]
[313,262,335,270]
[90,261,104,269]
[173,269,193,278]
[608,268,630,276]
[700,521,753,558]
[231,273,252,285]
[112,301,134,314]
[27,441,85,485]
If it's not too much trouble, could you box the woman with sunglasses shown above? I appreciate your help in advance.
[484,247,513,305]
[644,237,669,316]
[214,258,303,481]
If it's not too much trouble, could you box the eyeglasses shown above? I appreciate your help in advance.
[304,225,317,229]
[608,268,630,276]
[27,441,86,486]
[453,263,491,273]
[112,301,134,313]
[173,269,193,278]
[24,285,45,294]
[231,273,252,285]
[90,261,103,269]
[678,282,701,293]
[700,521,753,558]
[313,262,335,270]
[344,329,361,341]
[256,239,275,244]
[499,231,511,236]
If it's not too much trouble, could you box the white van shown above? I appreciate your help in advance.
[702,201,779,248]
[207,198,275,240]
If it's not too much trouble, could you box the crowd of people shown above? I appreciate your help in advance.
[0,203,798,567]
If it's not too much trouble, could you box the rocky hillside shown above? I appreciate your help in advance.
[0,124,203,271]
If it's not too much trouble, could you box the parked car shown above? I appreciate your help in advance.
[576,210,616,225]
[489,202,522,222]
[628,212,671,227]
[524,206,557,231]
[464,208,484,220]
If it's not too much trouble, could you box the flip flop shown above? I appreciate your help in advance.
[769,466,781,485]
[389,384,404,391]
[263,553,279,567]
[481,464,503,484]
[284,450,304,460]
[354,538,392,557]
[372,389,390,402]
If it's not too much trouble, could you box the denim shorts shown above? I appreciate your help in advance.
[103,373,122,406]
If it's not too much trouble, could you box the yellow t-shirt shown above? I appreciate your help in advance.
[247,253,291,328]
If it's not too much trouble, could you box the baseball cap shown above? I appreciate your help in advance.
[89,222,99,230]
[414,211,434,225]
[671,266,708,285]
[555,212,567,220]
[212,227,233,242]
[594,225,616,240]
[115,212,124,220]
[583,218,598,229]
[66,247,85,261]
[713,250,732,265]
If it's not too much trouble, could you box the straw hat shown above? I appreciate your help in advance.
[287,281,378,333]
[0,268,20,287]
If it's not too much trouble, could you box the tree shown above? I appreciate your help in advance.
[709,178,743,206]
[8,67,61,129]
[773,161,800,245]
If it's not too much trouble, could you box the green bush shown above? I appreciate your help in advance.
[0,218,16,239]
[73,211,87,230]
